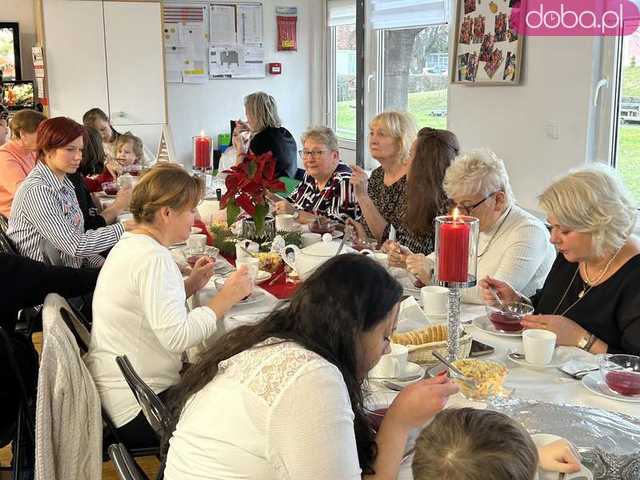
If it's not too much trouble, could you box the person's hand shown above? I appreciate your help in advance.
[382,241,411,268]
[232,120,251,155]
[537,439,582,474]
[275,201,295,215]
[406,253,432,283]
[112,186,132,211]
[479,276,521,304]
[522,314,587,346]
[218,265,253,305]
[385,376,459,431]
[105,159,122,179]
[350,166,368,200]
[188,256,215,292]
[346,218,367,240]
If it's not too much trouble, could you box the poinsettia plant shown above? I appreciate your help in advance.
[220,151,285,235]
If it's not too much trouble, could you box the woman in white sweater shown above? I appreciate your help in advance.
[389,148,555,304]
[86,163,252,448]
[163,254,459,480]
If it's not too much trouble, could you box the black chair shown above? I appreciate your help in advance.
[108,443,150,480]
[115,355,171,439]
[0,326,36,479]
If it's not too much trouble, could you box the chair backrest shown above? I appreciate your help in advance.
[58,304,91,354]
[107,443,149,480]
[115,355,171,438]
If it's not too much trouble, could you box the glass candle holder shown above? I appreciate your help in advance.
[193,134,213,172]
[434,213,479,288]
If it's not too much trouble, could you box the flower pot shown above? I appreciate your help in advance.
[241,216,276,243]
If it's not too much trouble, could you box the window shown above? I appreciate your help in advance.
[613,27,640,204]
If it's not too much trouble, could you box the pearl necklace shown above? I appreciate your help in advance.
[577,247,622,299]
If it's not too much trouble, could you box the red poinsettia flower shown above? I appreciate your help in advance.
[220,151,285,234]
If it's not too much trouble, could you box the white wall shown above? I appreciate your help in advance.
[448,36,598,212]
[0,0,36,83]
[167,0,322,166]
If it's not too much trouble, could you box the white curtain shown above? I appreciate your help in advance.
[328,0,356,26]
[369,0,450,29]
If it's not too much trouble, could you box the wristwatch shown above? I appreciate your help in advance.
[577,332,596,351]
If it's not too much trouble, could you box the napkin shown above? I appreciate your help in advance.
[398,296,434,330]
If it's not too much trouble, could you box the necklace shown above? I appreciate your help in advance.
[577,247,621,298]
[553,247,622,315]
[477,206,512,258]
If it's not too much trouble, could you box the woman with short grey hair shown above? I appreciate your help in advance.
[482,165,640,355]
[232,91,298,178]
[405,149,556,304]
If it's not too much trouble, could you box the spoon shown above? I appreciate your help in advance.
[432,351,479,389]
[489,286,504,306]
[238,244,259,258]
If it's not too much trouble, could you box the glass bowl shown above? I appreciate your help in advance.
[452,358,509,400]
[185,246,219,267]
[485,301,534,332]
[599,354,640,397]
[101,181,119,196]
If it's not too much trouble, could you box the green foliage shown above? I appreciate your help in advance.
[253,203,269,236]
[225,198,241,227]
[209,223,237,257]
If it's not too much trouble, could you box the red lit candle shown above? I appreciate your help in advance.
[194,131,211,170]
[438,209,470,283]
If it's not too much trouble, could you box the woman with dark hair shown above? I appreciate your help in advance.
[7,117,126,268]
[67,126,131,230]
[163,254,458,479]
[82,107,120,162]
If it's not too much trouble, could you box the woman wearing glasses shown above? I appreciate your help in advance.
[275,127,359,222]
[402,149,555,304]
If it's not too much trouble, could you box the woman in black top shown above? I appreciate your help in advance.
[232,91,297,178]
[481,166,640,355]
[68,126,130,231]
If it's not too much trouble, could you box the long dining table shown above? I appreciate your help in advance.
[189,254,639,479]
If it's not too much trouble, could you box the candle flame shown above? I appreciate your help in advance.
[452,207,461,221]
[200,129,205,137]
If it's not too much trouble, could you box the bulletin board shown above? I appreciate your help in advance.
[162,1,265,83]
[452,0,524,85]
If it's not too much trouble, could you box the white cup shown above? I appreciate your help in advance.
[370,343,409,378]
[235,240,259,259]
[522,329,557,366]
[276,214,297,231]
[421,286,449,317]
[236,256,260,282]
[187,234,207,253]
[301,232,322,247]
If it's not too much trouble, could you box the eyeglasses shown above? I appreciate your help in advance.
[448,192,499,215]
[299,149,328,159]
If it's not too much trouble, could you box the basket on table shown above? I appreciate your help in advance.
[391,324,472,365]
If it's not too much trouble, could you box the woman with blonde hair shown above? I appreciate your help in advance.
[405,149,555,304]
[481,165,640,355]
[232,91,297,178]
[350,111,417,242]
[0,109,47,216]
[86,163,253,448]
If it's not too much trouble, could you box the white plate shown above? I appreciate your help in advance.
[255,270,272,284]
[531,434,593,480]
[472,316,523,337]
[507,347,575,369]
[581,371,640,403]
[332,230,344,239]
[369,362,425,384]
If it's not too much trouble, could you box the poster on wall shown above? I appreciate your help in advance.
[452,0,524,85]
[163,5,209,84]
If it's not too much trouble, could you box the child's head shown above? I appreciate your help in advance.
[115,132,143,167]
[412,408,539,480]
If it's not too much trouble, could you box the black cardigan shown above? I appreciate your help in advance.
[249,127,298,179]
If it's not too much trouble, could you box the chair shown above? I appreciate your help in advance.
[115,355,171,439]
[108,443,150,480]
[0,326,36,479]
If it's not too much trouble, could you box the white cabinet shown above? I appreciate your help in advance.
[43,0,166,127]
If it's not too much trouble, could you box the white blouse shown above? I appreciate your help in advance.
[85,233,218,427]
[427,205,556,304]
[164,340,362,480]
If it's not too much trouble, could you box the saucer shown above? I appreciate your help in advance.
[531,434,593,480]
[369,362,425,383]
[255,270,272,284]
[507,347,574,369]
[582,371,640,403]
[472,316,523,337]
